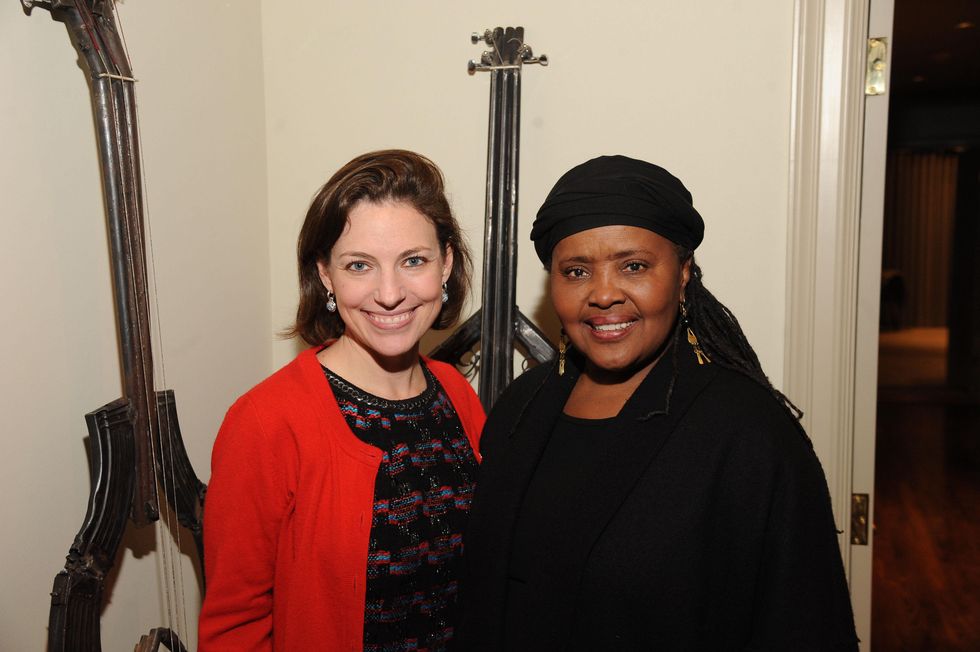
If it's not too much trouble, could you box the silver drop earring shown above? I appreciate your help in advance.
[326,291,337,313]
[441,282,449,304]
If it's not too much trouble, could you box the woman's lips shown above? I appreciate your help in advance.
[365,307,417,329]
[585,318,638,340]
[591,321,635,332]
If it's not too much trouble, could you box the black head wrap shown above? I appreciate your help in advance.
[530,155,704,264]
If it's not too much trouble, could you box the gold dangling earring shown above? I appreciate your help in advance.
[680,300,710,365]
[558,329,568,376]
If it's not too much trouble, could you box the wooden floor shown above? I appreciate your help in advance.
[872,397,980,651]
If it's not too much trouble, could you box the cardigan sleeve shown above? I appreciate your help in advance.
[198,395,293,652]
[744,425,859,651]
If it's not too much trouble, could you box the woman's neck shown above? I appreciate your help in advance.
[563,342,671,419]
[564,364,651,420]
[316,336,425,400]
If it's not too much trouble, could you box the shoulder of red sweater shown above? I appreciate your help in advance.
[236,347,321,405]
[422,356,463,383]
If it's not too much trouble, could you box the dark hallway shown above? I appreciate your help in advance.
[870,1,980,649]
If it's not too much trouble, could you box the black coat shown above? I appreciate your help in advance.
[457,343,858,651]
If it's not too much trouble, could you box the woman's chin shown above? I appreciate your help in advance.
[342,327,431,364]
[579,344,669,383]
[583,356,643,380]
[358,336,421,362]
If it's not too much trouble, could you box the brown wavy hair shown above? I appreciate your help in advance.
[286,149,472,346]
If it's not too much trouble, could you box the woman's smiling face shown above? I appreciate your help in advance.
[550,225,690,381]
[317,199,452,363]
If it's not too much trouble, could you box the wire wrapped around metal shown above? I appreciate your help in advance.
[23,2,206,650]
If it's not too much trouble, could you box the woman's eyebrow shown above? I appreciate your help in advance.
[397,247,436,258]
[334,250,377,261]
[335,245,436,260]
[557,255,593,265]
[557,249,653,264]
[611,249,653,258]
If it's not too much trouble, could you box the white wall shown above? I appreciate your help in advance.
[2,0,799,648]
[0,1,269,649]
[262,0,796,379]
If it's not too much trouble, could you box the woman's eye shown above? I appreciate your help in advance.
[563,267,588,279]
[624,261,647,272]
[405,256,426,267]
[347,261,369,272]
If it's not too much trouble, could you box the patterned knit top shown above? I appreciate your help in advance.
[323,362,479,652]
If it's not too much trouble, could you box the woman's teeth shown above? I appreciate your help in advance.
[591,321,635,332]
[372,311,412,324]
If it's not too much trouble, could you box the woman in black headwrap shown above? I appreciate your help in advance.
[457,156,858,651]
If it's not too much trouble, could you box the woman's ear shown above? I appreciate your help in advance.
[316,259,333,294]
[441,246,454,284]
[679,258,692,301]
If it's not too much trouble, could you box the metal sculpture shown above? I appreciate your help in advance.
[23,2,206,650]
[431,27,555,408]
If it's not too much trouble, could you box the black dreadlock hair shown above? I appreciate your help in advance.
[676,246,804,424]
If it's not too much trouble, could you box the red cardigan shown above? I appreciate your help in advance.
[198,347,485,651]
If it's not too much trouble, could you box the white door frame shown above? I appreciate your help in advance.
[785,0,894,648]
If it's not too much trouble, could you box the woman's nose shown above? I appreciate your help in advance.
[588,269,625,308]
[375,269,406,309]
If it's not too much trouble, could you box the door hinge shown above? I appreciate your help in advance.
[866,37,888,95]
[851,493,870,545]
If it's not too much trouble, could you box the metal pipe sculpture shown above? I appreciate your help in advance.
[23,2,206,650]
[430,27,555,409]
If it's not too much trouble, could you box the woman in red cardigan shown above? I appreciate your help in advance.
[199,150,486,651]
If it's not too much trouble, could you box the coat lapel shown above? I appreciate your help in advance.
[461,359,576,645]
[522,344,720,639]
[553,345,718,591]
[462,343,719,647]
